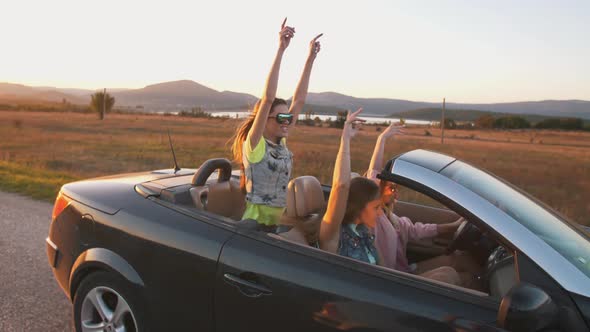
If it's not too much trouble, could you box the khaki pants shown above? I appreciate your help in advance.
[415,251,482,289]
[418,266,462,286]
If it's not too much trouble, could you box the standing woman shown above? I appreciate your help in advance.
[231,18,322,228]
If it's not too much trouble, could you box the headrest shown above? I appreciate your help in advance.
[189,186,208,210]
[207,179,246,220]
[285,176,325,218]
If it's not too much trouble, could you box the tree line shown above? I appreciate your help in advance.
[442,114,590,131]
[7,92,589,131]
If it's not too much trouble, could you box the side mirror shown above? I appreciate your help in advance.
[497,283,559,331]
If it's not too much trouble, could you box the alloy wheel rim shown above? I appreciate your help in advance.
[80,286,137,332]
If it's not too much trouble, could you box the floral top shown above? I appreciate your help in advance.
[338,224,379,265]
[242,136,292,225]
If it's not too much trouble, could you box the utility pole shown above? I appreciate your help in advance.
[102,88,106,120]
[441,98,446,144]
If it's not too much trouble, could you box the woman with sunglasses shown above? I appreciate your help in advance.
[230,18,322,229]
[367,123,479,286]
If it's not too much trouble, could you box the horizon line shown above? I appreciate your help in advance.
[2,80,590,105]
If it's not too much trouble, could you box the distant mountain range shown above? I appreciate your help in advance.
[0,81,257,110]
[1,80,589,120]
[112,80,258,110]
[0,82,88,104]
[304,92,590,120]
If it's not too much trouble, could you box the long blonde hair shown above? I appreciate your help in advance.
[229,98,288,191]
[379,180,400,230]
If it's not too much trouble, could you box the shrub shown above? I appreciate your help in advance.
[330,111,347,128]
[475,115,495,128]
[313,116,322,127]
[443,118,457,129]
[179,107,212,118]
[90,91,115,120]
[494,116,530,129]
[297,119,315,127]
[535,117,584,130]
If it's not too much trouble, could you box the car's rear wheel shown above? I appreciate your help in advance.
[73,271,146,332]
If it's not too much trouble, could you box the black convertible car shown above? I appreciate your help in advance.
[47,149,590,331]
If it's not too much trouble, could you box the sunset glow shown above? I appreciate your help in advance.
[2,0,589,103]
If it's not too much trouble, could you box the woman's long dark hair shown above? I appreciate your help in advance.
[342,177,380,224]
[229,98,288,191]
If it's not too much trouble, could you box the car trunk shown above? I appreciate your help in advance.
[62,168,196,215]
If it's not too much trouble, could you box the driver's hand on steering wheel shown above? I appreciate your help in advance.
[438,217,466,235]
[450,217,465,231]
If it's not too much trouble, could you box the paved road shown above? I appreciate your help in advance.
[0,191,73,331]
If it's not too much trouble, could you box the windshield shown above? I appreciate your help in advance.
[441,160,590,279]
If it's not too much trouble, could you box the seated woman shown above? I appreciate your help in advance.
[367,123,480,287]
[342,178,462,285]
[278,109,364,252]
[317,108,371,256]
[279,112,463,287]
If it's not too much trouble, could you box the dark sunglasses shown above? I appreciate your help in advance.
[269,113,294,125]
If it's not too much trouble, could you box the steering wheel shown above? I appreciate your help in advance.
[447,219,474,253]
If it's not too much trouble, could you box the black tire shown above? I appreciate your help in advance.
[73,271,147,332]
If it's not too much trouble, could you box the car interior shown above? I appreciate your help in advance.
[140,158,518,299]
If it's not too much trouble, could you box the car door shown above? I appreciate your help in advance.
[513,250,589,331]
[214,228,504,332]
[119,197,237,331]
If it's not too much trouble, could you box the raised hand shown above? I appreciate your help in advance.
[279,18,295,51]
[308,33,323,60]
[379,122,405,140]
[343,108,366,139]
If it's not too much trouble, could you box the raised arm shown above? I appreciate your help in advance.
[320,108,364,253]
[367,122,404,175]
[249,18,294,148]
[288,33,322,125]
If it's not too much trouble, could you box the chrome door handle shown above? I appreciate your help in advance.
[223,273,272,298]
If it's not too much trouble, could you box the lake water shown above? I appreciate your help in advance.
[207,110,433,125]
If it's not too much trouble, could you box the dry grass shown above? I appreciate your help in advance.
[1,110,589,225]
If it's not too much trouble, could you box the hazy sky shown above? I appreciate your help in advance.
[2,0,589,103]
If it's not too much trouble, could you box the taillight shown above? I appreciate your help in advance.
[52,191,71,220]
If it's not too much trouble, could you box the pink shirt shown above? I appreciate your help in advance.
[374,211,438,272]
[367,169,438,271]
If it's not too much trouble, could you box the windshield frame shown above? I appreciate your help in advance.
[379,153,590,297]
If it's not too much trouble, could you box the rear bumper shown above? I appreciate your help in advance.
[46,237,58,268]
[46,237,71,298]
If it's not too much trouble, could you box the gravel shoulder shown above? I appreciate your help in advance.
[0,191,72,331]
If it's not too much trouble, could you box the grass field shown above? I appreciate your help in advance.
[1,110,589,225]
